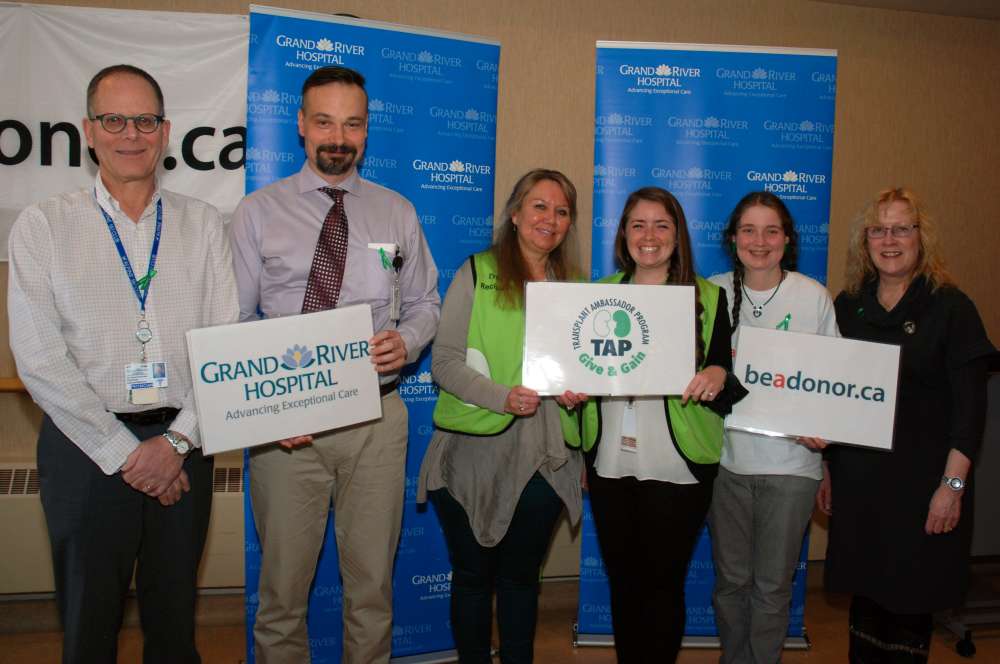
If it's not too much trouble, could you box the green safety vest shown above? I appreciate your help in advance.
[568,272,725,464]
[433,251,577,438]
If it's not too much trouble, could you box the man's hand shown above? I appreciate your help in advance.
[158,470,191,506]
[370,330,407,374]
[277,435,314,450]
[121,434,184,497]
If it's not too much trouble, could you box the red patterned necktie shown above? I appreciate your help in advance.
[302,187,349,313]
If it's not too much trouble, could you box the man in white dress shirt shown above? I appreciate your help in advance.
[7,64,238,664]
[230,65,440,664]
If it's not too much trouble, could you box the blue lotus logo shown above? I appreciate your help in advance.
[281,344,314,370]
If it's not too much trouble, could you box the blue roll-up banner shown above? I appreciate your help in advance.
[579,41,836,646]
[243,6,499,662]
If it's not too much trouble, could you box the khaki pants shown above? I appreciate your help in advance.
[250,391,408,664]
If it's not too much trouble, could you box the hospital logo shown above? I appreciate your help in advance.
[762,119,834,151]
[381,47,462,78]
[811,71,837,97]
[619,63,700,95]
[412,158,491,193]
[715,65,797,93]
[367,98,414,134]
[746,169,827,196]
[795,222,830,249]
[392,623,434,648]
[430,106,497,137]
[411,571,452,599]
[274,34,365,67]
[247,89,299,118]
[595,112,653,141]
[198,339,369,403]
[398,370,438,402]
[452,214,493,240]
[667,115,749,146]
[594,163,636,194]
[359,155,399,182]
[650,165,732,196]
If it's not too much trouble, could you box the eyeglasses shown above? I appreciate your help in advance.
[90,113,165,134]
[865,224,919,239]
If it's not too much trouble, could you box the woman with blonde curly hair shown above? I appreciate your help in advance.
[820,187,994,663]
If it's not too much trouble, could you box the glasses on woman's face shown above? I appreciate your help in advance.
[91,113,164,134]
[865,224,919,240]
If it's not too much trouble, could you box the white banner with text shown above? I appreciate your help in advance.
[727,326,900,449]
[0,3,248,260]
[187,306,381,455]
[523,282,695,396]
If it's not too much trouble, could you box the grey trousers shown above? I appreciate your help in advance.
[249,391,408,664]
[709,467,819,664]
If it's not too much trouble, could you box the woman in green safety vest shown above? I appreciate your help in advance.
[418,169,584,663]
[707,191,838,664]
[569,186,746,663]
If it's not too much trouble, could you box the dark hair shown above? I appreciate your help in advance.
[614,187,706,365]
[86,64,164,117]
[492,169,578,308]
[301,66,367,103]
[722,191,799,332]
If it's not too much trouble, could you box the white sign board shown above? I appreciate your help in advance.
[0,4,248,260]
[523,282,695,396]
[186,305,382,454]
[727,326,900,449]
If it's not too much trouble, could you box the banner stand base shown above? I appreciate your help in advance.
[391,650,459,663]
[573,627,811,650]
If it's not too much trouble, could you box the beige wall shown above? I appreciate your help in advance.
[2,0,998,577]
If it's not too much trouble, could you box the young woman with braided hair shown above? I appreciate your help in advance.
[707,191,838,664]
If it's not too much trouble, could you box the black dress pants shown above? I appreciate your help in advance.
[37,415,214,664]
[587,466,714,664]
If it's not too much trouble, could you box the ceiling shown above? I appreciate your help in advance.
[815,0,1000,20]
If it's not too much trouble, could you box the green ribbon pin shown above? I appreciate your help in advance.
[775,313,791,331]
[136,269,157,290]
[378,248,392,270]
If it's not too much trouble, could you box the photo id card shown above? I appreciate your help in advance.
[125,362,168,390]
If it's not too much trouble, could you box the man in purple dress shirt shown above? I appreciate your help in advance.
[229,66,440,664]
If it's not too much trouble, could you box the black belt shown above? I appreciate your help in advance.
[380,379,400,396]
[114,407,179,425]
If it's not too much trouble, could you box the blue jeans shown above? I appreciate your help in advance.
[429,472,564,664]
[709,467,819,664]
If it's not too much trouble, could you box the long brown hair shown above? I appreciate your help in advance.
[613,187,707,366]
[492,169,578,308]
[844,187,953,294]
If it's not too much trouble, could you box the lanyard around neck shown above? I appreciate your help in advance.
[96,191,162,313]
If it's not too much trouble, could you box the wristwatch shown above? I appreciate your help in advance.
[163,430,191,456]
[942,476,966,491]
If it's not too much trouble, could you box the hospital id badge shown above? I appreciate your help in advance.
[620,400,638,453]
[125,362,163,405]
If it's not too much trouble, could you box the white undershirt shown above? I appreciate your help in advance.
[594,396,698,483]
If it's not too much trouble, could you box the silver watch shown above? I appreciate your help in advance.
[163,430,191,456]
[942,476,966,491]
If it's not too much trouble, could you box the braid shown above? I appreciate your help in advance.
[730,264,744,333]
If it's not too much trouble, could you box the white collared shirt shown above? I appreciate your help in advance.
[8,174,239,474]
